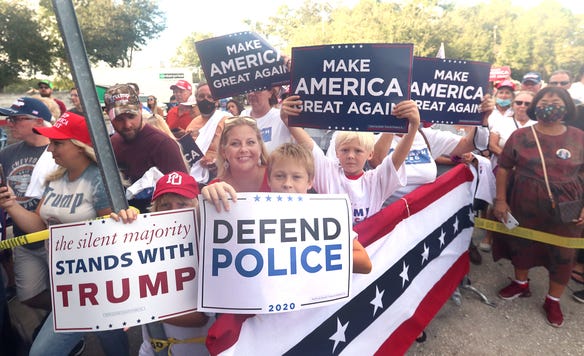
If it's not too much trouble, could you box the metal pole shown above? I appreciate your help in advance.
[51,0,128,212]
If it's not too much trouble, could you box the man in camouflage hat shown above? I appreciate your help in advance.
[105,83,188,212]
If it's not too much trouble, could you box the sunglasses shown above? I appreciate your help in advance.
[39,85,50,89]
[7,116,36,123]
[147,98,155,101]
[514,101,531,107]
[548,81,570,86]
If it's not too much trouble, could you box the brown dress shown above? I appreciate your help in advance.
[492,126,584,284]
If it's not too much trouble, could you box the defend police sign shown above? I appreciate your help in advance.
[196,32,289,99]
[289,43,413,133]
[198,193,353,313]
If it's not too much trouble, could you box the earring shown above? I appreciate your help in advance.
[223,161,229,169]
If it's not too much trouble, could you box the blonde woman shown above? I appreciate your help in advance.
[0,112,129,355]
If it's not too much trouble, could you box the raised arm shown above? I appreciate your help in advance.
[391,100,420,170]
[369,133,394,168]
[449,94,494,157]
[280,95,314,151]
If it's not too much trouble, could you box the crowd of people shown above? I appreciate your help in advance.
[0,61,582,355]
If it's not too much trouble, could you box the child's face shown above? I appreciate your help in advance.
[336,139,373,176]
[155,194,197,211]
[268,158,313,194]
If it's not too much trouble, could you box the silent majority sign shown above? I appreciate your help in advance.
[49,209,199,331]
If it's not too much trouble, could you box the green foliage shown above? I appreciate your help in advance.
[234,0,584,82]
[0,1,53,91]
[1,0,165,89]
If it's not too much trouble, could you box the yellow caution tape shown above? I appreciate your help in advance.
[475,217,584,249]
[0,207,139,251]
[150,336,206,355]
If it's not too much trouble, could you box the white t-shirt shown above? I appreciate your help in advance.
[490,117,536,167]
[487,107,514,130]
[189,110,229,183]
[326,129,461,204]
[242,107,293,153]
[312,144,406,225]
[39,164,109,226]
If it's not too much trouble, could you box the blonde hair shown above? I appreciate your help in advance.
[335,131,375,153]
[33,95,61,122]
[45,139,97,182]
[145,113,174,138]
[216,116,269,178]
[268,143,314,181]
[145,113,190,169]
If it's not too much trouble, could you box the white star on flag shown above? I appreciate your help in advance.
[468,210,475,223]
[453,216,459,234]
[329,317,349,353]
[421,243,430,264]
[370,286,385,316]
[399,261,410,287]
[438,229,446,247]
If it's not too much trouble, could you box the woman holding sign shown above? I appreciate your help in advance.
[0,112,130,355]
[204,116,271,197]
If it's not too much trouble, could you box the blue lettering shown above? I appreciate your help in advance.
[267,248,286,276]
[325,244,342,271]
[301,245,322,273]
[212,248,232,276]
[56,260,64,275]
[235,248,263,277]
[137,248,159,264]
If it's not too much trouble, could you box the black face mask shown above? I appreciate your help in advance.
[197,99,216,115]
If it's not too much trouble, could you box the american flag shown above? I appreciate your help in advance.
[207,164,474,355]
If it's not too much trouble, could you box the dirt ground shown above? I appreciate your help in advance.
[406,228,584,356]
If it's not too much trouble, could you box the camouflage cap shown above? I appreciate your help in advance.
[104,84,141,120]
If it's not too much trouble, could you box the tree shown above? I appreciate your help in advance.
[39,0,166,68]
[0,1,53,91]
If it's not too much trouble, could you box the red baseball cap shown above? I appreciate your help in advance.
[33,112,92,146]
[170,80,192,92]
[495,79,516,91]
[152,171,199,201]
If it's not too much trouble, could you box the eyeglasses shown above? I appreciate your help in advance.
[548,81,570,86]
[514,101,531,107]
[147,98,155,101]
[7,116,36,124]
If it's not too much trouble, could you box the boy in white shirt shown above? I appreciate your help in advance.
[280,96,420,225]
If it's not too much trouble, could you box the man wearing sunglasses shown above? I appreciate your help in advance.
[548,70,581,105]
[37,80,66,116]
[0,97,57,313]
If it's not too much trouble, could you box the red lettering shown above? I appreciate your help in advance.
[175,267,196,291]
[79,283,98,306]
[139,272,169,297]
[106,278,130,303]
[56,285,73,307]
